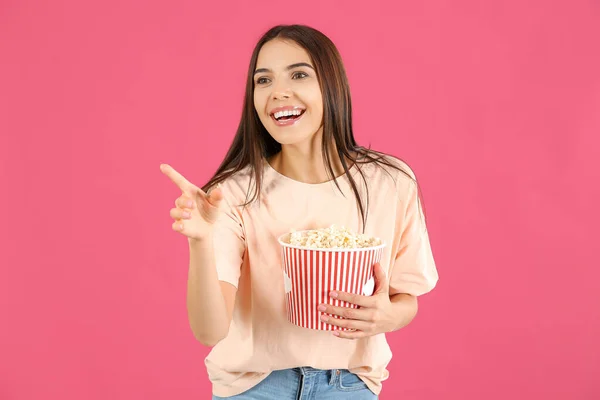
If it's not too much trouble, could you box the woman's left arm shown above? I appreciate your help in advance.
[388,292,418,332]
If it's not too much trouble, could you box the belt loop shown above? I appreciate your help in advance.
[297,372,305,400]
[329,369,339,386]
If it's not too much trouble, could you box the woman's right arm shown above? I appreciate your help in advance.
[187,235,237,346]
[160,164,237,347]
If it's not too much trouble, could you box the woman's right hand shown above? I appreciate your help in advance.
[160,163,224,241]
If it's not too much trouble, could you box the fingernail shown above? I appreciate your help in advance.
[330,292,338,298]
[318,305,326,312]
[182,212,191,218]
[332,331,340,337]
[187,201,194,208]
[320,315,328,322]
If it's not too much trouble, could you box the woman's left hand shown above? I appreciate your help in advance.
[318,262,400,340]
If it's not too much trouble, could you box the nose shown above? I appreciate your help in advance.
[272,90,291,100]
[271,81,292,101]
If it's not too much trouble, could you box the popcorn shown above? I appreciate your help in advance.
[287,225,381,249]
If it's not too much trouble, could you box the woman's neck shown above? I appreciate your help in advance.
[268,144,354,184]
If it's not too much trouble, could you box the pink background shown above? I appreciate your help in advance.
[1,0,599,399]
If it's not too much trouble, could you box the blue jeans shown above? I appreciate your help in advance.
[212,367,378,399]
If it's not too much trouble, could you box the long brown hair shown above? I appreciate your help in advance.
[202,24,423,232]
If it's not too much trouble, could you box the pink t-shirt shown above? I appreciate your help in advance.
[205,155,439,397]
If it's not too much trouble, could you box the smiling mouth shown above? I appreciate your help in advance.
[271,109,306,123]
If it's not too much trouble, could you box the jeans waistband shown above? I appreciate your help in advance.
[294,366,342,375]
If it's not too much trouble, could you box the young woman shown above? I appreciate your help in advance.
[160,24,438,399]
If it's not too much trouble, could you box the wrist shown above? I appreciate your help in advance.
[188,231,214,248]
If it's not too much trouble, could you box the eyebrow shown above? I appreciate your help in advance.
[254,62,315,75]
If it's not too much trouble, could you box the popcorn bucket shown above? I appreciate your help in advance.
[278,231,386,331]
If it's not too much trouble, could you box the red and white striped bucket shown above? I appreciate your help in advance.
[278,231,386,331]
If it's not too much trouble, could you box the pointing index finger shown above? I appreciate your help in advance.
[160,164,197,194]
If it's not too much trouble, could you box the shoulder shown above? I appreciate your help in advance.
[357,150,418,188]
[207,164,255,207]
[217,164,254,188]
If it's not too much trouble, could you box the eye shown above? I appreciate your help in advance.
[292,71,309,80]
[256,77,270,85]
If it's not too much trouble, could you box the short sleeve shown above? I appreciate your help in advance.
[211,190,246,289]
[389,179,439,297]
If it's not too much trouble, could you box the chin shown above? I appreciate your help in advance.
[267,129,316,146]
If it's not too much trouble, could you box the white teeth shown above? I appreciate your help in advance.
[273,109,303,119]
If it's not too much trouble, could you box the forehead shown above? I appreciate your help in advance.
[256,39,312,69]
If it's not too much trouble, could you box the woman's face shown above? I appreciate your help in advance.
[253,39,323,146]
